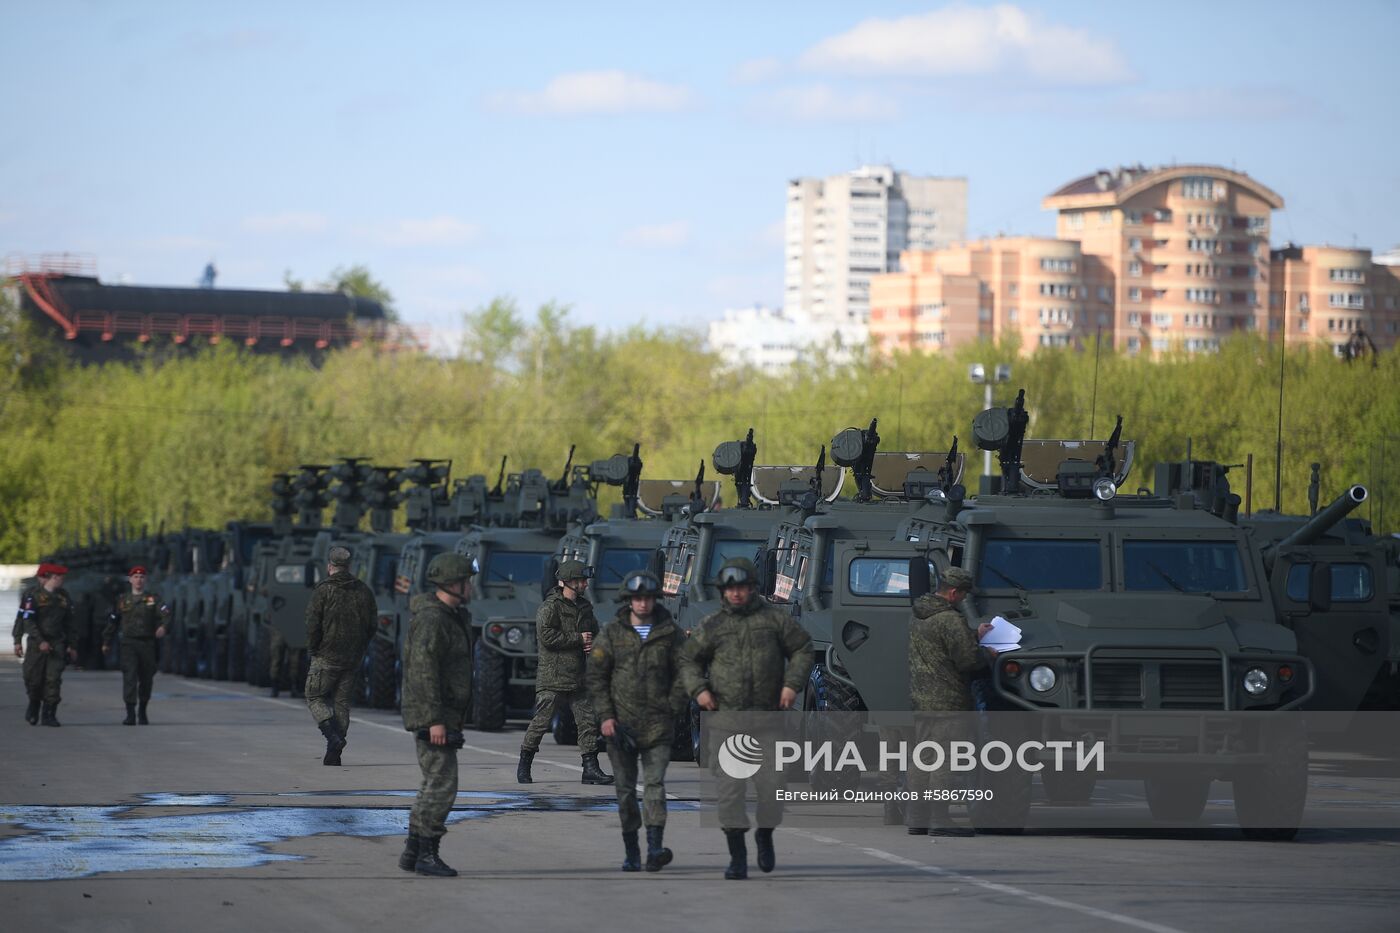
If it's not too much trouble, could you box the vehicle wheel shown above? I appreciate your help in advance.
[803,664,867,793]
[1234,718,1307,842]
[1145,776,1211,822]
[213,634,229,681]
[552,703,579,746]
[368,638,397,709]
[1041,767,1097,804]
[252,635,270,688]
[228,624,246,682]
[472,641,508,731]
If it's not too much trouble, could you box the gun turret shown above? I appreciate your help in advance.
[940,436,960,493]
[1264,485,1369,570]
[830,418,880,502]
[713,428,758,509]
[688,461,708,515]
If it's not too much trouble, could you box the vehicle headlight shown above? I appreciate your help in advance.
[505,626,524,647]
[1028,664,1057,693]
[1093,478,1117,501]
[1243,668,1269,695]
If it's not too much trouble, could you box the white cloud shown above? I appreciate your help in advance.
[621,221,690,249]
[372,215,480,248]
[242,211,328,235]
[800,3,1133,86]
[486,70,695,115]
[753,85,900,122]
[732,57,782,84]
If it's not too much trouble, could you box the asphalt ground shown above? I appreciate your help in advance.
[2,660,1399,933]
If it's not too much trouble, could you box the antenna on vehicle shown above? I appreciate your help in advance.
[1089,326,1103,438]
[1274,338,1286,511]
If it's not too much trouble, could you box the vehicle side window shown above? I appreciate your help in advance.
[1285,562,1374,603]
[849,557,910,596]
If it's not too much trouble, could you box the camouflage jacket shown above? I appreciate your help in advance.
[587,605,686,748]
[305,570,378,667]
[908,593,987,712]
[534,588,598,692]
[401,593,474,733]
[679,596,814,711]
[12,585,75,648]
[102,591,171,642]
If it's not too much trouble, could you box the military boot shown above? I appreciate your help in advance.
[123,703,137,725]
[41,702,61,727]
[644,826,673,872]
[621,831,641,872]
[580,752,613,785]
[25,698,41,725]
[414,835,457,878]
[318,719,347,766]
[516,748,535,784]
[398,833,421,872]
[754,828,776,873]
[138,702,150,725]
[723,829,748,880]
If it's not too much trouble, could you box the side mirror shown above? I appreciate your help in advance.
[648,548,665,577]
[305,561,318,588]
[762,549,778,597]
[1308,562,1332,612]
[909,558,931,601]
[541,558,559,600]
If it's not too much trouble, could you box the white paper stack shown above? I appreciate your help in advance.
[979,614,1022,653]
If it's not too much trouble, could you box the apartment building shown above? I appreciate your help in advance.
[1269,245,1400,354]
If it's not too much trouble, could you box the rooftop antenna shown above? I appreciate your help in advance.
[1274,336,1286,511]
[1089,325,1103,438]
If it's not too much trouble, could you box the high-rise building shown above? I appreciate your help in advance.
[784,165,967,324]
[1269,245,1400,353]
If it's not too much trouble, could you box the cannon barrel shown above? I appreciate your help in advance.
[1270,485,1368,556]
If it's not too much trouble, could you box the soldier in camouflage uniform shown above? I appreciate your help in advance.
[304,545,378,766]
[906,566,995,837]
[12,563,77,727]
[100,566,170,725]
[399,552,477,878]
[517,559,613,786]
[588,570,686,873]
[679,557,814,880]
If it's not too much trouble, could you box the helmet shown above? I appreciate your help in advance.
[618,570,662,600]
[713,557,758,588]
[427,553,478,585]
[556,559,592,582]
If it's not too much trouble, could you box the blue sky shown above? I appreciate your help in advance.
[4,0,1397,336]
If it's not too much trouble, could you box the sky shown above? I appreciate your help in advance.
[3,0,1398,339]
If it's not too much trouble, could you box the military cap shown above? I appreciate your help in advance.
[556,559,592,581]
[36,562,69,577]
[327,545,352,566]
[128,566,148,576]
[940,566,977,593]
[426,552,477,585]
[713,556,758,588]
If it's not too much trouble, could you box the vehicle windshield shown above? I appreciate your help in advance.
[1122,540,1248,593]
[849,557,910,596]
[239,530,272,565]
[372,551,398,591]
[707,539,759,580]
[484,551,552,585]
[978,538,1103,591]
[596,548,653,584]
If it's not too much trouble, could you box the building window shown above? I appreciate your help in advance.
[1128,260,1142,277]
[1153,239,1169,248]
[1007,307,1018,322]
[1185,288,1219,304]
[1153,263,1168,273]
[1299,294,1309,310]
[1152,289,1167,298]
[1066,213,1084,231]
[1039,282,1076,298]
[1008,282,1019,297]
[1153,313,1172,328]
[1187,239,1219,254]
[1128,287,1142,302]
[1129,237,1143,251]
[1328,268,1365,283]
[1040,258,1075,273]
[1181,177,1219,200]
[1099,210,1113,225]
[1097,286,1110,301]
[1126,336,1141,352]
[1127,311,1142,327]
[1328,292,1366,309]
[1152,338,1170,352]
[1125,210,1142,224]
[1299,318,1308,332]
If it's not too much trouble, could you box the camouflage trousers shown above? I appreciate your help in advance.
[119,638,158,706]
[711,742,786,831]
[22,646,66,705]
[606,739,672,831]
[521,686,601,755]
[410,739,458,839]
[305,658,355,737]
[905,714,973,827]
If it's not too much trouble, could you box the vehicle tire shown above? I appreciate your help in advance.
[1041,767,1097,804]
[252,635,270,688]
[214,633,230,681]
[228,624,246,682]
[1144,775,1211,822]
[369,638,397,709]
[1234,718,1307,842]
[552,703,579,746]
[804,665,866,793]
[472,641,508,731]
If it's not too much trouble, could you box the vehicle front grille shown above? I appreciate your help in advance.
[1160,663,1225,709]
[1090,662,1143,708]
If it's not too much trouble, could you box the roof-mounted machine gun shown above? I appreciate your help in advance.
[712,428,758,509]
[830,418,880,503]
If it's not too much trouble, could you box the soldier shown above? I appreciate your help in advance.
[587,570,685,872]
[679,557,814,880]
[12,563,77,727]
[905,566,995,837]
[304,545,378,766]
[399,552,477,878]
[516,559,613,786]
[100,566,170,725]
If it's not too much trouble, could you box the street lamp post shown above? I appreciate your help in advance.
[970,362,1012,492]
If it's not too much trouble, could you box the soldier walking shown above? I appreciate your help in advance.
[12,563,77,727]
[516,559,613,786]
[587,570,685,872]
[400,553,477,878]
[906,566,995,837]
[100,566,170,725]
[304,546,378,765]
[679,557,813,880]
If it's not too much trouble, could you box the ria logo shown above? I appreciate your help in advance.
[717,733,764,779]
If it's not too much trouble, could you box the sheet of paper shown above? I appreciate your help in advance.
[979,614,1022,648]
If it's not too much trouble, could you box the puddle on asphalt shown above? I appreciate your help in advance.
[0,790,695,881]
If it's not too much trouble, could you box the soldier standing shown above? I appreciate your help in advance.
[516,559,613,786]
[679,557,813,880]
[100,566,170,725]
[304,545,378,766]
[587,570,685,872]
[906,566,995,837]
[12,563,77,727]
[399,552,477,878]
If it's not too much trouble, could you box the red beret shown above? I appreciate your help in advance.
[37,562,69,576]
[129,566,148,576]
